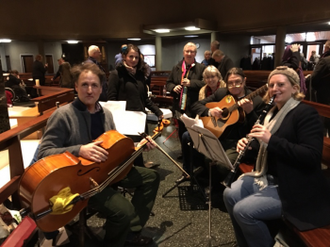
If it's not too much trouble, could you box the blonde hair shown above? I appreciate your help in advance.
[183,42,197,54]
[203,65,222,81]
[264,66,305,102]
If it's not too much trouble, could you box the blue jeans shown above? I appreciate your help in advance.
[223,176,282,247]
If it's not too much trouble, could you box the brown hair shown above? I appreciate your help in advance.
[71,63,105,85]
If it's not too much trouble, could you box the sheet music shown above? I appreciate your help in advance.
[182,115,233,170]
[180,113,204,128]
[100,101,146,136]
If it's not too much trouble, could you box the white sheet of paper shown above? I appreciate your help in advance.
[180,113,204,128]
[182,114,233,170]
[100,101,146,136]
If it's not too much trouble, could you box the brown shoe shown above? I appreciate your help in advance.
[124,233,153,246]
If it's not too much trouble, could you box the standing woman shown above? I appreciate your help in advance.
[107,44,163,166]
[223,66,330,247]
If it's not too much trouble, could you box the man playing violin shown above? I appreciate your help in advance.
[37,62,159,247]
[191,67,265,182]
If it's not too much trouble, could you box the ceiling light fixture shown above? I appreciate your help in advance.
[67,40,79,44]
[328,22,330,25]
[127,38,141,41]
[0,39,12,43]
[185,26,200,31]
[184,35,199,38]
[153,29,170,33]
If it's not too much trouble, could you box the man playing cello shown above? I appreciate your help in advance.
[37,63,159,247]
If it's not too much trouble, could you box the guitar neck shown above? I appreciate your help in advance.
[229,84,268,112]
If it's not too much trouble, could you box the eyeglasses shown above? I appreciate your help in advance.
[184,50,196,54]
[227,80,243,88]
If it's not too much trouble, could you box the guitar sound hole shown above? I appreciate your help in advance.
[222,108,229,118]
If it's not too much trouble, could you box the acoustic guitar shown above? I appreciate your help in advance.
[200,84,268,138]
[19,129,160,232]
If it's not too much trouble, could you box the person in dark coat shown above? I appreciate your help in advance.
[166,42,205,145]
[51,58,73,88]
[305,40,330,135]
[212,49,234,79]
[281,43,307,93]
[32,54,48,86]
[108,44,163,167]
[223,66,330,247]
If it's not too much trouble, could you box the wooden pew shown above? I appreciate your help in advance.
[32,86,75,114]
[150,72,173,107]
[244,70,314,91]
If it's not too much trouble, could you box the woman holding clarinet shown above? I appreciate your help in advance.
[223,66,330,247]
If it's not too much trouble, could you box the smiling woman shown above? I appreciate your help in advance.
[107,44,163,166]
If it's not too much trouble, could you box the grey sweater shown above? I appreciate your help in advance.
[38,99,116,159]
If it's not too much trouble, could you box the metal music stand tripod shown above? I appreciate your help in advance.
[185,124,233,246]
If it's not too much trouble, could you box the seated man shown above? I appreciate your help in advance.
[5,70,30,102]
[37,62,160,247]
[188,67,265,183]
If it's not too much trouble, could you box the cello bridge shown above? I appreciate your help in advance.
[89,177,99,188]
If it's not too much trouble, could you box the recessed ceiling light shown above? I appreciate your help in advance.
[67,40,79,44]
[153,29,170,33]
[184,35,199,38]
[328,22,330,25]
[0,39,12,43]
[185,26,200,31]
[127,38,141,41]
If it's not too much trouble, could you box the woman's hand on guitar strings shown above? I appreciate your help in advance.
[249,124,271,144]
[79,141,109,162]
[237,98,253,114]
[209,107,223,118]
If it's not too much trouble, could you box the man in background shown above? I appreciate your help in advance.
[306,40,330,135]
[51,58,73,88]
[212,49,234,79]
[85,45,108,101]
[32,54,48,86]
[209,40,220,67]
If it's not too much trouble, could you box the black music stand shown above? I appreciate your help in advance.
[184,118,233,247]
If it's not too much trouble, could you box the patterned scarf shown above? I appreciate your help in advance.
[242,97,300,189]
[179,60,195,110]
[123,61,137,75]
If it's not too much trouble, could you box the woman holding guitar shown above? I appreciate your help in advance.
[35,63,159,247]
[191,67,265,181]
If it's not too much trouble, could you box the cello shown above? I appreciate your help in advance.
[19,122,166,232]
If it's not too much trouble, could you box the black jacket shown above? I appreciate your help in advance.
[166,60,205,117]
[108,64,163,117]
[267,103,330,231]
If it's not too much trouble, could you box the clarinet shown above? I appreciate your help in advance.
[222,95,275,188]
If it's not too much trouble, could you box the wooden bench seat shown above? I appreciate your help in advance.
[150,75,173,107]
